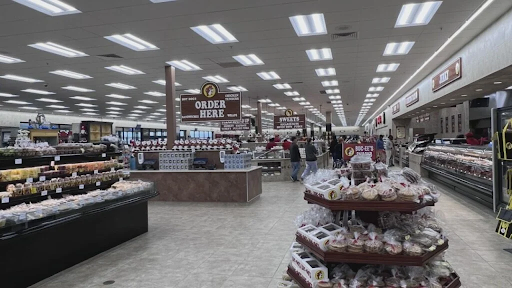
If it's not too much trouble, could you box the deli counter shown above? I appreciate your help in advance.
[420,143,493,208]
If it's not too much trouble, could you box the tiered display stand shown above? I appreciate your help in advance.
[287,192,462,288]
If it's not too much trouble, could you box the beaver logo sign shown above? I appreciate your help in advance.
[180,82,242,122]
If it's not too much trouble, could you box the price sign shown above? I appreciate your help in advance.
[94,170,99,174]
[79,184,84,190]
[56,188,62,193]
[15,159,22,165]
[1,197,9,204]
[41,190,48,196]
[102,153,106,158]
[26,178,33,183]
[72,172,77,177]
[39,176,46,181]
[54,156,61,162]
[96,182,101,186]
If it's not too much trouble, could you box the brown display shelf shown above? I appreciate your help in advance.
[304,192,435,212]
[296,233,449,266]
[287,266,312,288]
[445,273,462,288]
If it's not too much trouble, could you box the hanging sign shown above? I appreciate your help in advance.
[432,58,462,92]
[274,110,305,129]
[405,89,419,107]
[180,82,241,122]
[392,102,400,114]
[342,143,376,161]
[220,117,251,131]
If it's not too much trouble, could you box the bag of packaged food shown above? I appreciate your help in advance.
[402,167,421,184]
[349,269,369,288]
[403,240,423,256]
[364,232,383,253]
[344,186,361,200]
[328,233,348,252]
[331,264,356,284]
[383,230,403,255]
[347,232,364,253]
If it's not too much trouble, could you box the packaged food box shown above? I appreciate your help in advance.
[305,183,340,200]
[319,223,344,236]
[291,250,329,284]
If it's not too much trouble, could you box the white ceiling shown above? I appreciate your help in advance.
[0,0,510,127]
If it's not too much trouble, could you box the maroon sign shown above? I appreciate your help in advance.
[432,58,462,92]
[220,117,250,131]
[342,143,376,161]
[181,82,241,122]
[405,89,419,107]
[274,114,306,130]
[392,102,400,114]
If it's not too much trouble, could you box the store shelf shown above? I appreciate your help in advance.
[304,192,435,212]
[0,152,120,170]
[287,266,311,288]
[296,233,449,266]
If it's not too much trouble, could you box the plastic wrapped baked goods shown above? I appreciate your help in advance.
[362,187,379,201]
[352,169,372,179]
[384,238,403,255]
[376,183,397,201]
[344,186,361,200]
[350,155,372,170]
[402,167,421,184]
[328,234,348,252]
[403,241,423,256]
[374,162,388,178]
[397,186,418,202]
[347,232,364,253]
[364,232,383,253]
[317,281,332,288]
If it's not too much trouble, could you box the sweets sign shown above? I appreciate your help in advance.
[433,58,462,92]
[342,143,376,161]
[220,117,250,131]
[274,111,306,130]
[180,82,241,122]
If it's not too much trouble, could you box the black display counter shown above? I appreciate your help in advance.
[0,189,158,288]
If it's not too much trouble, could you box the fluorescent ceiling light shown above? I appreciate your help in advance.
[0,93,18,97]
[304,106,314,108]
[233,54,264,66]
[316,68,336,77]
[50,70,91,79]
[105,65,144,75]
[107,107,124,111]
[153,80,181,86]
[83,112,98,115]
[0,54,24,64]
[22,89,55,95]
[289,14,327,37]
[75,103,97,107]
[14,0,81,16]
[62,86,94,92]
[331,100,342,104]
[395,1,443,28]
[54,110,72,113]
[105,34,159,51]
[106,111,122,115]
[257,71,280,80]
[325,89,340,94]
[106,94,131,99]
[175,98,180,101]
[151,112,164,115]
[329,95,341,100]
[273,83,291,90]
[372,77,390,84]
[70,96,95,101]
[134,106,152,109]
[167,60,202,71]
[268,103,280,107]
[364,99,376,102]
[376,63,400,72]
[4,100,31,105]
[106,101,127,106]
[227,86,247,92]
[293,97,306,101]
[306,48,332,61]
[299,102,310,105]
[191,24,238,44]
[105,83,136,90]
[144,91,166,97]
[241,105,251,109]
[369,87,384,92]
[185,89,201,94]
[29,42,87,57]
[0,74,42,83]
[131,110,144,113]
[203,75,229,83]
[383,42,415,56]
[284,91,300,96]
[47,105,68,109]
[20,106,39,110]
[36,98,62,103]
[139,100,158,104]
[126,116,137,119]
[322,80,338,87]
[258,99,272,103]
[277,107,287,110]
[366,94,379,98]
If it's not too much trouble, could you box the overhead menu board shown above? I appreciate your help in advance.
[274,110,305,130]
[180,82,241,122]
[220,117,250,131]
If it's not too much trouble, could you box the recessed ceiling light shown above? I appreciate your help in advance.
[126,116,137,119]
[233,54,264,66]
[321,80,338,87]
[144,91,166,97]
[316,68,336,77]
[366,94,379,98]
[329,95,341,100]
[273,83,291,90]
[106,94,131,99]
[440,102,446,104]
[4,100,31,105]
[108,115,120,118]
[369,87,384,92]
[107,101,127,106]
[292,97,306,101]
[54,110,72,113]
[364,99,376,102]
[461,94,467,97]
[383,42,415,56]
[20,106,39,110]
[50,70,91,79]
[167,60,202,71]
[306,48,332,61]
[70,96,95,101]
[249,108,258,110]
[325,89,340,94]
[203,75,229,83]
[75,103,97,107]
[106,111,122,115]
[227,86,248,92]
[29,42,87,57]
[299,102,311,105]
[83,112,98,116]
[107,107,124,111]
[331,100,342,104]
[151,112,164,116]
[0,74,43,83]
[376,63,400,72]
[191,24,238,44]
[105,65,144,75]
[62,86,94,92]
[14,0,81,16]
[433,106,438,108]
[22,89,55,95]
[0,54,25,64]
[185,89,201,94]
[153,80,181,86]
[36,98,62,103]
[139,100,158,104]
[131,110,144,113]
[128,114,141,117]
[372,77,390,84]
[175,98,180,101]
[241,105,251,109]
[304,106,314,108]
[46,105,68,109]
[0,93,18,97]
[134,106,152,109]
[105,34,159,51]
[289,14,327,37]
[494,81,503,84]
[395,1,443,28]
[484,95,491,98]
[105,83,136,90]
[476,89,483,92]
[258,99,272,103]
[268,103,280,107]
[257,71,280,80]
[284,91,300,96]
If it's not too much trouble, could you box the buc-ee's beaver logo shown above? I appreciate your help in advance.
[344,147,355,157]
[202,83,217,98]
[315,270,324,280]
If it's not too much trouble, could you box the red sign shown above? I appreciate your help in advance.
[342,143,376,161]
[392,102,400,114]
[432,58,462,92]
[405,89,419,107]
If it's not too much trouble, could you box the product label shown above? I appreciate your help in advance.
[102,153,106,158]
[79,184,84,190]
[39,176,46,181]
[111,167,115,172]
[72,172,77,177]
[94,170,99,174]
[1,197,9,204]
[96,182,101,186]
[54,156,60,161]
[41,190,48,196]
[26,178,33,183]
[15,159,22,165]
[56,188,62,193]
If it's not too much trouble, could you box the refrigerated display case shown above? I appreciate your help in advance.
[421,143,493,208]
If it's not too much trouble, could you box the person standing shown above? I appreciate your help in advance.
[385,135,394,166]
[289,137,301,182]
[376,135,385,162]
[301,138,318,180]
[329,135,337,162]
[282,138,291,151]
[266,138,276,150]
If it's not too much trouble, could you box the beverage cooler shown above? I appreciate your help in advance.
[492,107,512,212]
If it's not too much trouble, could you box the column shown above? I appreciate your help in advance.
[165,66,177,149]
[310,123,315,138]
[325,110,332,143]
[256,102,262,135]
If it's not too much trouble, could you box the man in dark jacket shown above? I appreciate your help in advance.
[329,135,337,159]
[290,136,301,182]
[301,138,318,180]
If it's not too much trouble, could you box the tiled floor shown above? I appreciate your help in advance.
[32,179,512,288]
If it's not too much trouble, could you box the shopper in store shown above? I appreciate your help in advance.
[465,132,481,145]
[329,135,337,161]
[282,138,291,151]
[385,135,394,167]
[266,138,276,150]
[333,137,344,168]
[290,136,301,182]
[301,138,318,180]
[376,135,385,162]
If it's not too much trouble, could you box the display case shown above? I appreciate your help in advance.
[421,144,493,207]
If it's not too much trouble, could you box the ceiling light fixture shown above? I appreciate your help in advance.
[106,101,127,106]
[329,95,341,100]
[369,87,384,92]
[105,83,136,89]
[268,103,280,107]
[14,0,81,16]
[70,96,95,101]
[273,83,291,90]
[0,93,18,97]
[284,91,300,96]
[153,80,182,86]
[258,99,272,103]
[203,75,229,83]
[376,63,400,72]
[36,98,62,103]
[476,88,483,92]
[325,89,340,94]
[20,106,39,110]
[4,100,32,105]
[321,80,338,87]
[106,94,131,99]
[167,60,202,71]
[289,13,327,37]
[227,86,248,92]
[75,103,97,107]
[372,77,390,84]
[29,42,87,57]
[139,100,158,104]
[299,102,311,105]
[366,94,379,98]
[105,65,145,75]
[105,34,159,51]
[257,71,280,80]
[184,89,201,94]
[0,54,25,64]
[46,105,68,108]
[106,111,122,115]
[383,42,415,56]
[364,99,376,102]
[316,68,336,77]
[306,48,332,61]
[331,100,342,104]
[191,24,238,44]
[144,91,165,97]
[0,74,42,83]
[395,1,443,28]
[50,70,91,79]
[232,54,264,66]
[62,86,94,92]
[83,112,98,116]
[54,110,72,113]
[107,107,124,111]
[22,89,55,95]
[292,97,306,101]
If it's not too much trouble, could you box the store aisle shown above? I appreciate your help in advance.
[32,180,512,288]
